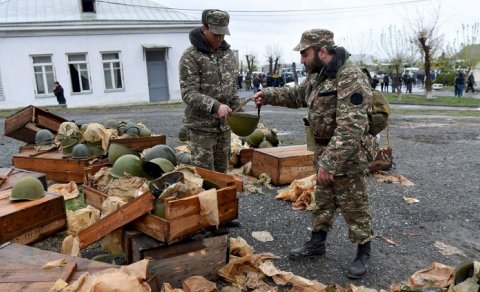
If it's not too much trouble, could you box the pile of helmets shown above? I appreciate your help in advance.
[9,176,45,201]
[110,120,151,138]
[55,122,83,154]
[108,143,190,180]
[245,128,279,148]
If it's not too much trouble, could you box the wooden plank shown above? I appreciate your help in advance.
[77,192,155,249]
[123,229,144,264]
[132,214,168,243]
[0,243,114,291]
[137,234,228,288]
[0,262,76,283]
[83,186,108,210]
[0,191,66,244]
[110,135,166,151]
[0,167,47,191]
[239,148,253,166]
[11,218,66,245]
[195,166,243,192]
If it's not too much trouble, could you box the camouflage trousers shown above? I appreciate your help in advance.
[312,174,373,244]
[188,129,230,173]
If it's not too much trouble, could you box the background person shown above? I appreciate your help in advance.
[252,28,377,279]
[53,81,67,105]
[179,9,240,173]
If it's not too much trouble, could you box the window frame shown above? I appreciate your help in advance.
[31,54,56,97]
[101,51,125,92]
[66,52,92,95]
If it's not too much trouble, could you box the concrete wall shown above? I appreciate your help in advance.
[0,30,192,109]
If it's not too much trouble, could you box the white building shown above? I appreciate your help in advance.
[0,0,200,109]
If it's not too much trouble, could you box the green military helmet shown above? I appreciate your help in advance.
[104,119,118,129]
[35,129,54,145]
[139,126,151,137]
[246,129,264,147]
[265,129,279,146]
[117,120,133,135]
[178,125,190,142]
[453,261,477,285]
[153,199,165,218]
[149,158,175,173]
[10,176,45,201]
[175,152,191,165]
[227,112,259,137]
[144,145,177,165]
[108,143,139,165]
[258,139,273,148]
[124,122,140,137]
[86,141,105,157]
[71,143,92,159]
[60,137,80,154]
[110,154,145,178]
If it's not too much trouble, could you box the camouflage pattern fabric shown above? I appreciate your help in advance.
[203,9,230,35]
[189,128,230,173]
[262,49,375,244]
[179,27,240,132]
[293,28,335,51]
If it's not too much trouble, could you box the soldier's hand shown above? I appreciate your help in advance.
[252,91,265,107]
[217,104,232,119]
[317,167,334,185]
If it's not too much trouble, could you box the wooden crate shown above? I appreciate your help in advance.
[251,144,314,185]
[239,148,253,166]
[128,233,228,288]
[4,105,68,144]
[110,135,166,152]
[12,147,96,183]
[0,167,47,191]
[84,165,239,244]
[0,189,66,245]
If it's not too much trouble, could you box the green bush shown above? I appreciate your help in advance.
[435,72,456,86]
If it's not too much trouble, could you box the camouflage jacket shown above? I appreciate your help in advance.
[179,27,240,132]
[262,63,376,175]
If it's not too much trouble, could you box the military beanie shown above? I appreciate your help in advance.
[293,28,335,51]
[202,9,230,35]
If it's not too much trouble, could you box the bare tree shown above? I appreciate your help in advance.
[265,45,283,75]
[245,51,258,74]
[338,30,374,66]
[446,23,480,73]
[379,25,416,100]
[411,11,443,99]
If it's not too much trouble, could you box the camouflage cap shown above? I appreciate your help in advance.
[202,9,230,35]
[293,29,335,51]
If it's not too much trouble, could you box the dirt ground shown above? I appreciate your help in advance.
[1,104,479,290]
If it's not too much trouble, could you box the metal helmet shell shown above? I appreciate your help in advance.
[175,152,191,165]
[124,123,140,137]
[10,176,45,201]
[227,112,259,137]
[108,143,139,165]
[110,154,145,178]
[265,129,279,146]
[139,126,151,137]
[178,126,189,141]
[144,145,177,165]
[35,129,54,145]
[104,119,118,129]
[149,158,175,173]
[71,143,92,159]
[246,129,265,147]
[258,139,273,148]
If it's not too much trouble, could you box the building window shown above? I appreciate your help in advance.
[67,53,91,93]
[0,68,4,100]
[81,0,95,13]
[32,55,55,95]
[102,52,124,90]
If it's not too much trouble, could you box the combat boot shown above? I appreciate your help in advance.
[347,241,371,279]
[289,230,327,260]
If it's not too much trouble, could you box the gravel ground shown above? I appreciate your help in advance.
[1,103,479,290]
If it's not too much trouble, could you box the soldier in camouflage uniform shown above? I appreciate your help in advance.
[252,29,377,279]
[179,9,241,173]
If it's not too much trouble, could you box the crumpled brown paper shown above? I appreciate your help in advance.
[406,262,454,288]
[43,258,67,269]
[176,166,204,188]
[198,188,219,226]
[162,283,184,292]
[374,172,414,186]
[67,259,150,292]
[100,196,128,254]
[82,123,114,151]
[182,276,217,292]
[61,235,81,257]
[66,205,101,236]
[159,182,204,201]
[275,175,316,210]
[106,176,149,199]
[91,167,115,193]
[48,181,79,200]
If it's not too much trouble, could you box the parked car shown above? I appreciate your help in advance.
[284,76,307,87]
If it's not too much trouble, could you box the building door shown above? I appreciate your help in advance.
[146,49,169,102]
